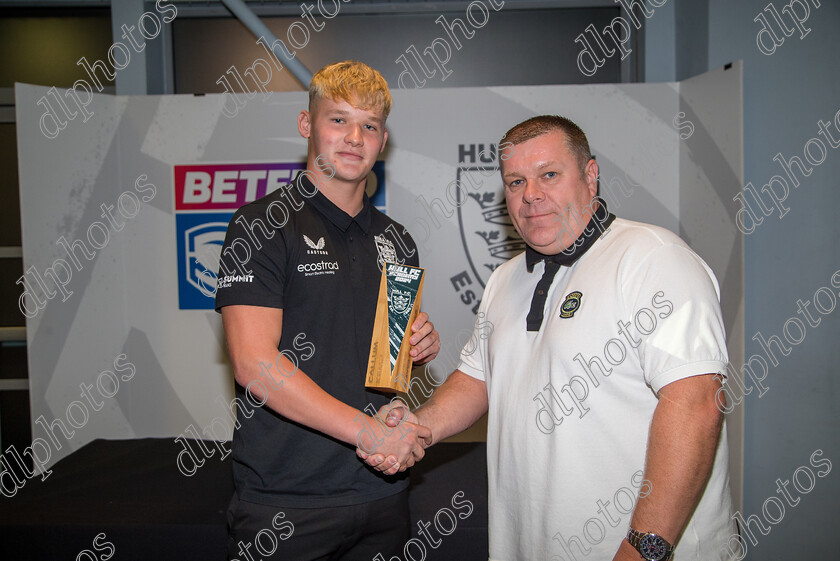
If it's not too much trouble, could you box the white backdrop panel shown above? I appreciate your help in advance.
[15,74,741,484]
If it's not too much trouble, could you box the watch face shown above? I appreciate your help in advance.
[639,534,668,560]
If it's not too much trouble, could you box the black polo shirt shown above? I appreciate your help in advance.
[215,172,418,508]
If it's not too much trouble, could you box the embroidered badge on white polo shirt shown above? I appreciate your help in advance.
[559,291,583,318]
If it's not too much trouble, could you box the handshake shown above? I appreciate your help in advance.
[356,400,431,476]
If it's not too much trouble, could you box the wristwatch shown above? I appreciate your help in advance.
[626,528,675,561]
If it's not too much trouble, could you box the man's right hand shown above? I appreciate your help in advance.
[356,400,429,475]
[358,371,489,476]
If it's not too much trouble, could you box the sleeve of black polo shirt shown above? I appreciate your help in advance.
[215,202,287,311]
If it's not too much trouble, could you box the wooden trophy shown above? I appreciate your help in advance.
[365,262,425,393]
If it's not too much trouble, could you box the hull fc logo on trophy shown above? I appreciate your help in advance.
[365,262,425,393]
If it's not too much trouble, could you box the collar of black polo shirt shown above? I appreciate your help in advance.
[293,172,373,234]
[523,202,616,331]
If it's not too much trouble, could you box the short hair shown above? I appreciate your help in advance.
[500,115,592,176]
[309,61,392,119]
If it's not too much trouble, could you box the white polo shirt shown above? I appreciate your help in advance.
[459,217,736,561]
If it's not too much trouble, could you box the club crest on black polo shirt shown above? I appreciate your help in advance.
[374,234,402,269]
[560,291,583,318]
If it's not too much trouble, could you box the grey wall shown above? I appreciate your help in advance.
[643,0,711,83]
[171,8,622,94]
[642,0,839,554]
[706,1,839,558]
[675,0,709,81]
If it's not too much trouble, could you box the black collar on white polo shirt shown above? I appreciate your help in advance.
[524,202,616,331]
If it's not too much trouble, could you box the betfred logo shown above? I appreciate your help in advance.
[174,161,386,308]
[175,163,304,210]
[174,161,305,309]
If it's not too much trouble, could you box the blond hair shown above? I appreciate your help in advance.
[309,61,392,118]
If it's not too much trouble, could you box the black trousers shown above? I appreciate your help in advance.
[227,490,411,561]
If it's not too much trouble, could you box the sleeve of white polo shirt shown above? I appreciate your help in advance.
[456,298,492,382]
[214,205,288,311]
[627,242,729,394]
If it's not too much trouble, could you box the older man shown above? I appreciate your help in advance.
[362,115,736,561]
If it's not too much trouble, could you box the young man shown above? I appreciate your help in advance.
[216,61,438,560]
[362,116,737,561]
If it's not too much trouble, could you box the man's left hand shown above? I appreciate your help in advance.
[409,311,439,365]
